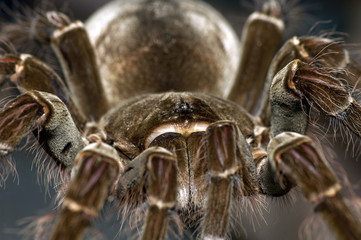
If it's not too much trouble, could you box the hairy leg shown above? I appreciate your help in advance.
[259,59,361,239]
[269,58,361,138]
[259,36,361,126]
[115,146,177,240]
[202,121,259,239]
[141,149,177,240]
[0,90,83,167]
[0,53,86,129]
[227,0,284,113]
[50,142,122,240]
[32,11,109,120]
[267,132,361,240]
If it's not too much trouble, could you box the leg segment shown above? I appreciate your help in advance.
[259,36,361,126]
[267,132,361,240]
[50,142,122,240]
[269,59,361,138]
[0,90,83,167]
[0,53,86,129]
[201,122,238,239]
[33,11,109,120]
[260,53,361,239]
[227,0,284,112]
[115,147,177,240]
[141,149,177,240]
[202,121,259,239]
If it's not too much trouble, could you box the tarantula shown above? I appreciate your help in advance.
[0,0,361,239]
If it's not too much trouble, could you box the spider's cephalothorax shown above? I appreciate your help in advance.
[0,0,361,239]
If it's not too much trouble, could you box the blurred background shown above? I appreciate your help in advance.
[0,0,360,239]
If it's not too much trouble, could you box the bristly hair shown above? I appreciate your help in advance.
[0,154,18,188]
[28,137,71,196]
[15,213,57,240]
[308,110,361,191]
[0,0,70,80]
[292,31,361,160]
[307,92,361,159]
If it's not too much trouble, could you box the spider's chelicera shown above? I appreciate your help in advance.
[0,0,360,239]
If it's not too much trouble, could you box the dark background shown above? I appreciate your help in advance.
[0,0,361,239]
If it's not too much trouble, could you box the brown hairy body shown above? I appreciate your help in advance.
[0,0,360,239]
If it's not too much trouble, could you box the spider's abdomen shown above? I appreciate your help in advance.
[86,0,240,104]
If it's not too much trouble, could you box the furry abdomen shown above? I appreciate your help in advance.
[86,0,240,104]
